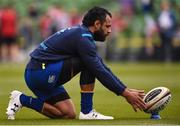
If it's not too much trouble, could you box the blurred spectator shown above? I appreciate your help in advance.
[141,0,157,58]
[118,0,136,61]
[70,8,81,26]
[47,5,70,34]
[119,0,135,18]
[141,0,154,14]
[143,15,157,57]
[173,24,180,61]
[19,17,33,49]
[28,3,39,19]
[25,4,40,47]
[157,1,176,62]
[0,4,19,62]
[39,12,51,40]
[106,11,129,60]
[112,11,128,33]
[0,1,179,62]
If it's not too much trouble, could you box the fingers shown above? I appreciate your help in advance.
[125,88,147,112]
[132,102,145,112]
[139,93,146,99]
[129,89,145,93]
[132,89,147,109]
[132,103,144,112]
[137,96,147,110]
[138,90,145,93]
[137,103,145,111]
[132,104,137,112]
[131,96,147,111]
[130,99,146,112]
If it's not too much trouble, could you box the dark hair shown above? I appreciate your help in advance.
[82,6,112,27]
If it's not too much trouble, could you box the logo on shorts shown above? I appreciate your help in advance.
[48,75,56,83]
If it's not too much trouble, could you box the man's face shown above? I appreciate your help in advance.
[94,15,112,41]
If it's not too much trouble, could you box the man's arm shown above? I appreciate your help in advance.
[77,38,146,111]
[99,55,146,111]
[77,38,126,95]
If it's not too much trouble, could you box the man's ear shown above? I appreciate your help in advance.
[94,20,101,30]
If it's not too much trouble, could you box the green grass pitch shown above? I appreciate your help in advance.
[0,62,180,125]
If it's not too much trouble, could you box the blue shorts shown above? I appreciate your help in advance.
[24,60,70,103]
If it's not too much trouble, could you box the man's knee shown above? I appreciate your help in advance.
[53,99,76,119]
[50,111,76,119]
[66,111,76,119]
[55,110,76,119]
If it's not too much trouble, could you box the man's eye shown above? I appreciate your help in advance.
[106,25,111,28]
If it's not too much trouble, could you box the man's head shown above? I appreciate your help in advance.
[82,7,112,42]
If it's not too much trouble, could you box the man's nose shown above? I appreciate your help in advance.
[108,28,111,33]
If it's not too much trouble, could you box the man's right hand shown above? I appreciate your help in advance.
[122,88,147,112]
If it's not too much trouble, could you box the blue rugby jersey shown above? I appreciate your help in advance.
[30,25,127,95]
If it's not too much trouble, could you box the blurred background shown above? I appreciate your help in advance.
[0,1,180,124]
[0,0,180,63]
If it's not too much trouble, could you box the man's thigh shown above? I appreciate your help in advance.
[43,86,71,104]
[59,57,95,85]
[25,60,66,100]
[58,57,84,84]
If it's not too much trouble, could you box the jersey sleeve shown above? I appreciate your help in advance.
[77,36,127,95]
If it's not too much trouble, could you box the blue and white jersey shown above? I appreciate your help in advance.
[30,25,95,61]
[30,25,126,95]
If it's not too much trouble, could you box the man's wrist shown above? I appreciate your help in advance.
[121,88,130,98]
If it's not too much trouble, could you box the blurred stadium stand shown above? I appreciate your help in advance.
[0,0,180,62]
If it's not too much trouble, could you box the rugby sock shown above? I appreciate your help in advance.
[20,94,43,112]
[81,92,93,114]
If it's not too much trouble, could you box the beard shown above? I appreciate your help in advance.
[93,28,107,42]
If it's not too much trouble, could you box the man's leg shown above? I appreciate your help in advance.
[41,102,63,118]
[6,90,45,120]
[60,58,114,119]
[7,90,76,119]
[23,86,76,119]
[20,93,67,118]
[59,58,95,115]
[54,58,113,120]
[79,71,114,120]
[80,70,95,114]
[20,93,64,118]
[42,99,76,119]
[80,84,94,114]
[53,99,76,119]
[58,58,94,114]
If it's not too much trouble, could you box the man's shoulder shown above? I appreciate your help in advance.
[69,25,94,42]
[77,25,94,41]
[72,25,91,35]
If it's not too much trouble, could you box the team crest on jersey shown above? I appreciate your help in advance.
[48,75,56,83]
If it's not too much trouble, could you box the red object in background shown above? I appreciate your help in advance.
[0,8,17,37]
[39,14,51,39]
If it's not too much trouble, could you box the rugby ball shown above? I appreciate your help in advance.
[143,87,171,113]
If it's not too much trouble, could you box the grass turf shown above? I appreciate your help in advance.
[0,62,180,125]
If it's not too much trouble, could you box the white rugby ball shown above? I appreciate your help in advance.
[143,87,171,113]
